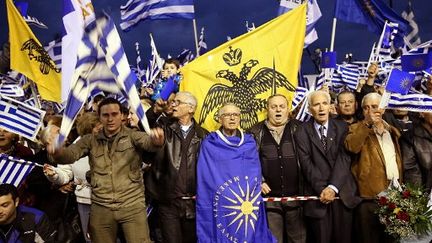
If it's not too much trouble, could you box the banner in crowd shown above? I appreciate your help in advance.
[6,0,61,102]
[0,95,45,141]
[196,131,275,242]
[0,154,36,187]
[180,4,306,131]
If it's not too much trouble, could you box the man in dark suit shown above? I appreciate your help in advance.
[294,90,361,243]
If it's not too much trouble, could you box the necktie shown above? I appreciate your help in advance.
[319,125,327,151]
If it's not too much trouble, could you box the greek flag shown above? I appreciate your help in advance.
[176,49,194,65]
[387,92,432,112]
[59,13,150,145]
[278,0,321,47]
[24,97,37,107]
[0,95,45,140]
[44,39,62,70]
[142,35,164,86]
[0,83,24,97]
[401,1,421,48]
[197,27,207,56]
[0,154,37,187]
[61,0,95,102]
[135,42,146,83]
[291,86,309,111]
[376,22,399,60]
[120,0,195,31]
[336,64,360,91]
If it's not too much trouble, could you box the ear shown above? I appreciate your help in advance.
[15,198,19,207]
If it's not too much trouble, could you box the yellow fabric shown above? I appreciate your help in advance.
[7,0,61,102]
[180,4,306,132]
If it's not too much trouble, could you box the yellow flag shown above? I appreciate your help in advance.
[180,4,306,132]
[7,0,61,102]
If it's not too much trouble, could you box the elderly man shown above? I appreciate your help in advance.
[49,97,164,243]
[147,91,208,243]
[249,94,306,243]
[197,103,275,243]
[336,91,358,125]
[345,92,403,243]
[294,90,360,243]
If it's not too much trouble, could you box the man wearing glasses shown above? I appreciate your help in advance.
[147,91,208,243]
[196,103,275,242]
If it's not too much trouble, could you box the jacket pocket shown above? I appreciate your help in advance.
[116,138,134,152]
[128,169,142,183]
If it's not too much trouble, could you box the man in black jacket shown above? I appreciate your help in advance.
[249,94,306,243]
[146,91,208,243]
[294,90,361,243]
[0,184,57,243]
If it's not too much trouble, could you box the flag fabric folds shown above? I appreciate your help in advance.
[0,95,45,140]
[196,131,276,242]
[401,0,421,47]
[58,13,150,145]
[180,4,306,131]
[120,0,195,31]
[278,0,321,47]
[198,27,208,56]
[334,0,410,38]
[387,92,432,112]
[0,154,36,187]
[6,0,61,102]
[61,0,95,102]
[385,69,415,95]
[401,53,432,72]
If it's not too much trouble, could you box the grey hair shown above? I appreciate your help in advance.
[361,92,381,107]
[176,91,197,108]
[217,103,240,119]
[308,90,331,106]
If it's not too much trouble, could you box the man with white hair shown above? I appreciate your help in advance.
[147,91,208,243]
[345,92,403,243]
[294,90,360,243]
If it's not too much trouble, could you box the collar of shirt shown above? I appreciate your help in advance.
[314,120,329,138]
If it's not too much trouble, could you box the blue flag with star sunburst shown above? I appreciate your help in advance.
[196,131,275,243]
[385,69,415,95]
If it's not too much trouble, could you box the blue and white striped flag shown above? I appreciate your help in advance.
[176,49,194,66]
[401,1,421,48]
[135,42,146,83]
[142,34,164,86]
[24,97,37,107]
[291,86,309,111]
[59,13,151,145]
[0,154,37,187]
[0,95,45,140]
[376,22,399,61]
[197,27,207,56]
[336,63,360,91]
[278,0,321,48]
[387,92,432,112]
[0,83,24,97]
[45,39,62,70]
[120,0,195,31]
[61,0,95,103]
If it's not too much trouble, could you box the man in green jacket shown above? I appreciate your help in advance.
[48,97,164,243]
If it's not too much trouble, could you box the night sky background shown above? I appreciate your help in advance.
[0,0,431,74]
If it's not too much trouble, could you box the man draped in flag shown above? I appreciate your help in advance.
[197,103,276,242]
[181,4,306,132]
[6,0,61,102]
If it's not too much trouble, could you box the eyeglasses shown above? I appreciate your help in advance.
[220,113,241,119]
[170,100,192,106]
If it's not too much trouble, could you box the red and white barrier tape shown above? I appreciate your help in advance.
[181,196,340,201]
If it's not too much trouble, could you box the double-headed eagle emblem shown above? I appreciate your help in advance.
[21,39,60,75]
[199,46,295,129]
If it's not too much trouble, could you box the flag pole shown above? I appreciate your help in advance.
[192,19,199,57]
[330,18,337,51]
[27,78,42,110]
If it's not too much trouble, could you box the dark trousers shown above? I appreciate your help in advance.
[354,200,395,243]
[266,201,306,243]
[306,200,353,243]
[158,200,196,243]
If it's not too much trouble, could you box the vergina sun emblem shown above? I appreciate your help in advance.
[213,176,261,242]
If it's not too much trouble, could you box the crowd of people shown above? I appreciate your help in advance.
[1,58,432,243]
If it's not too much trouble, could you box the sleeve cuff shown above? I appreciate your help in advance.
[328,185,339,194]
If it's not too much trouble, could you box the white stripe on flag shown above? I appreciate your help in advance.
[0,155,37,187]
